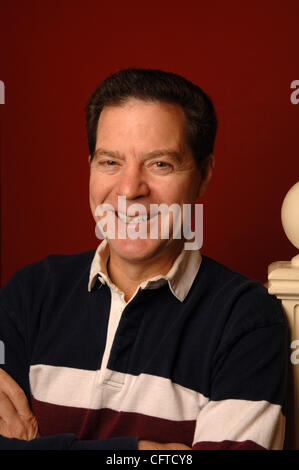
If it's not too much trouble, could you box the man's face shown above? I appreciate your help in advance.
[89,98,207,264]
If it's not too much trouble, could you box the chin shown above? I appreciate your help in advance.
[107,237,170,263]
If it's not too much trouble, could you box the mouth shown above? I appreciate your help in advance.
[116,211,158,224]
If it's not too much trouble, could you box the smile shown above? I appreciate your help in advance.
[116,212,158,224]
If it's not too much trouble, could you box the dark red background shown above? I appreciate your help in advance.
[0,0,298,285]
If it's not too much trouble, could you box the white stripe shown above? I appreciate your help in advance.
[30,364,97,409]
[192,398,285,450]
[29,364,208,421]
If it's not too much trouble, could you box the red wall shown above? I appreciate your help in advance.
[0,0,298,285]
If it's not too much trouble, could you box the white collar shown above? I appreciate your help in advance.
[88,239,202,302]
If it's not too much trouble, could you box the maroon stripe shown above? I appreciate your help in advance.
[193,440,266,450]
[31,396,195,445]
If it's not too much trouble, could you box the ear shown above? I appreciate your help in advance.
[88,155,91,165]
[197,154,215,198]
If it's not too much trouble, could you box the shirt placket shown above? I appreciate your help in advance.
[96,286,127,387]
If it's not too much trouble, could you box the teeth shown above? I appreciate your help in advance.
[117,212,148,224]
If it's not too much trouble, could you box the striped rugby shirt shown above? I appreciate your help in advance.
[0,241,287,450]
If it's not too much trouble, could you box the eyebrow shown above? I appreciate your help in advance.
[94,148,124,159]
[143,149,182,162]
[94,148,182,162]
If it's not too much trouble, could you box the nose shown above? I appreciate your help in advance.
[116,162,150,200]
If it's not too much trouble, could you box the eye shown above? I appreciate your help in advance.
[154,161,168,167]
[101,160,117,166]
[96,159,121,173]
[150,161,173,174]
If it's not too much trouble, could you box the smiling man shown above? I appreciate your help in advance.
[0,68,287,450]
[89,97,207,301]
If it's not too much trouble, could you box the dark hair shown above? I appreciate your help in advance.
[85,68,217,172]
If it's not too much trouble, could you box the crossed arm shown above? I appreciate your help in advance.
[0,368,38,440]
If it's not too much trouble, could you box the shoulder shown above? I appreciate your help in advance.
[192,254,286,334]
[198,254,263,290]
[0,249,96,301]
[8,249,95,279]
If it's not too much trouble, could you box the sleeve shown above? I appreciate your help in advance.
[0,434,138,450]
[0,268,138,451]
[192,289,288,450]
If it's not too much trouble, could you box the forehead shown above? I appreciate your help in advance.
[95,98,188,152]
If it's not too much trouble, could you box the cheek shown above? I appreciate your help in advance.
[89,175,109,204]
[89,178,98,207]
[159,184,192,205]
[89,178,108,223]
[178,178,200,203]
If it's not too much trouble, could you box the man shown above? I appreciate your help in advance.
[0,68,287,450]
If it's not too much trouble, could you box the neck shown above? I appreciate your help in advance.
[107,243,183,302]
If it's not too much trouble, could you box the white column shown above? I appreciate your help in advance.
[268,181,299,450]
